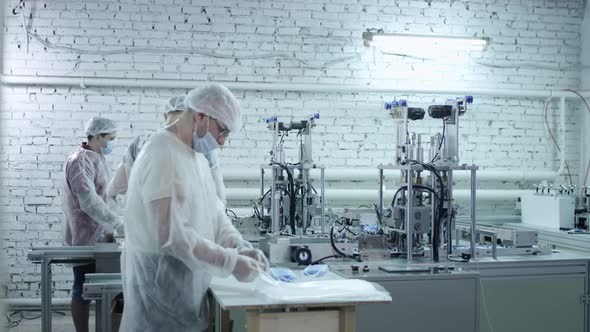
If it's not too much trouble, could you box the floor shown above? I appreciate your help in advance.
[5,309,96,332]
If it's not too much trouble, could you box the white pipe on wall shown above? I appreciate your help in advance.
[226,188,529,201]
[222,168,556,182]
[2,73,580,184]
[0,74,583,98]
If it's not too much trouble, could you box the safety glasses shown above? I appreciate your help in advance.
[210,116,230,139]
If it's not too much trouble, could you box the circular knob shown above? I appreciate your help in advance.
[291,246,312,265]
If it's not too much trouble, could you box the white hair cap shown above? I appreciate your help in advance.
[84,116,117,136]
[165,95,186,113]
[184,84,242,133]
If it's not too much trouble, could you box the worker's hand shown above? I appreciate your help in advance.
[114,217,125,238]
[238,248,270,271]
[114,224,125,238]
[232,255,263,282]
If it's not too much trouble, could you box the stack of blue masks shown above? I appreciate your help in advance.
[302,264,329,277]
[269,268,298,283]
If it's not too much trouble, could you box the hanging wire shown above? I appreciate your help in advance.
[13,2,361,71]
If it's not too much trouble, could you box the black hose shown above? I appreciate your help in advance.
[391,184,438,207]
[431,121,446,163]
[310,255,340,265]
[271,162,297,234]
[400,160,447,262]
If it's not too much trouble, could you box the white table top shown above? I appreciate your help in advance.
[209,269,391,311]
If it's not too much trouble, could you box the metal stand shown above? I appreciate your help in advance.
[260,164,326,235]
[377,164,478,262]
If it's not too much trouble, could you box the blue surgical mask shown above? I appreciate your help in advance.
[193,131,219,154]
[101,141,114,155]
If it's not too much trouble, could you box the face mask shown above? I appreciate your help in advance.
[101,140,114,155]
[192,131,219,154]
[192,116,220,154]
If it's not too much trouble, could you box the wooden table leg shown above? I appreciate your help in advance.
[246,310,260,332]
[339,306,355,332]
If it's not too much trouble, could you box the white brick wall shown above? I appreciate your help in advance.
[0,0,586,298]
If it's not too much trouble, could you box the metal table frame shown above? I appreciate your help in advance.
[82,273,123,332]
[27,246,95,332]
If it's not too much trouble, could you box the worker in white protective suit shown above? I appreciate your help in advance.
[120,84,269,331]
[107,95,227,203]
[63,116,124,332]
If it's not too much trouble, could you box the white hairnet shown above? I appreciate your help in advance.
[165,95,186,113]
[84,117,117,137]
[184,84,242,133]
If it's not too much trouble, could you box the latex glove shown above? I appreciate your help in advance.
[238,248,270,271]
[114,217,125,237]
[114,224,125,238]
[232,255,263,282]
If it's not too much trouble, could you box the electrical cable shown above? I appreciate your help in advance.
[13,5,360,71]
[407,160,446,261]
[225,208,237,220]
[329,225,361,262]
[5,309,65,329]
[11,0,24,15]
[390,184,439,208]
[378,48,589,71]
[373,203,382,224]
[543,98,573,185]
[447,255,469,263]
[430,121,445,163]
[309,255,340,265]
[544,98,561,153]
[334,218,358,236]
[584,160,590,188]
[271,162,296,234]
[565,160,573,186]
[258,189,272,203]
[468,52,590,71]
[561,89,590,188]
[562,89,590,114]
[391,182,442,260]
[379,51,430,60]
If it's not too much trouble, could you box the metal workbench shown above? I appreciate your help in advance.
[328,251,590,332]
[27,244,121,332]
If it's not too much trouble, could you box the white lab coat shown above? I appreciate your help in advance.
[120,130,247,331]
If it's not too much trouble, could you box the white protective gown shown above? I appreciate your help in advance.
[120,130,247,332]
[106,134,150,199]
[207,150,227,204]
[63,145,119,246]
[107,134,226,202]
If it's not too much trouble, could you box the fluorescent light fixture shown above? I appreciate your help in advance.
[363,31,490,54]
